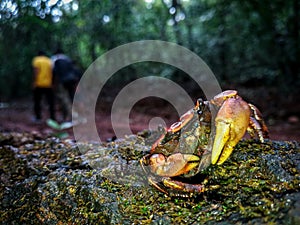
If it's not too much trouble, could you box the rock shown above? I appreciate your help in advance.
[285,193,300,225]
[0,132,299,224]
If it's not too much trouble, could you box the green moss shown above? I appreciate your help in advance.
[0,132,299,224]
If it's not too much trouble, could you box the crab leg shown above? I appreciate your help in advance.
[148,177,169,195]
[248,103,269,141]
[148,177,205,196]
[211,97,250,165]
[162,178,205,193]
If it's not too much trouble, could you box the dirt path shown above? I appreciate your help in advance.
[0,98,299,142]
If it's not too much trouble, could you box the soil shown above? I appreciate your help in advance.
[0,89,299,142]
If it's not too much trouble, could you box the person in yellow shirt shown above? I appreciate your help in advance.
[32,50,55,122]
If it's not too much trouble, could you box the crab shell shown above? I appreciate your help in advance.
[146,98,213,178]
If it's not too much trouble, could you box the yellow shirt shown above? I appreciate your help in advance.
[32,55,53,88]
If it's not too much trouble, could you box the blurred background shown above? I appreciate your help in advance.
[0,0,299,141]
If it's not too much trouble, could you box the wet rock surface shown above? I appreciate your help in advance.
[0,132,299,224]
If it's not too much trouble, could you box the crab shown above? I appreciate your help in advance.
[140,90,269,196]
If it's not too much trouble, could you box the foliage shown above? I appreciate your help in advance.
[0,0,299,99]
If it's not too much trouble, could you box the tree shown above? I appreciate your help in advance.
[0,0,299,99]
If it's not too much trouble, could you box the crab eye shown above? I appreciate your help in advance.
[197,110,203,115]
[197,98,204,106]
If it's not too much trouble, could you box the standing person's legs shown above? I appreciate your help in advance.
[33,88,42,120]
[56,83,72,121]
[63,81,76,101]
[45,88,56,120]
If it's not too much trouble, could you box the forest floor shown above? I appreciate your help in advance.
[1,86,299,143]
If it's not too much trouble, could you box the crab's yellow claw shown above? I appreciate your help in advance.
[149,153,200,177]
[211,120,230,165]
[211,97,250,165]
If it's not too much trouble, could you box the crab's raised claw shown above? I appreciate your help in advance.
[211,96,251,165]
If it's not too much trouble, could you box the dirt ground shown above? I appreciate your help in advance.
[0,92,299,142]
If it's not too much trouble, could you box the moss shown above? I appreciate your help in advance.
[0,132,299,224]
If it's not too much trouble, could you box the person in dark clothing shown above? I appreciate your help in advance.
[54,58,79,100]
[51,49,80,121]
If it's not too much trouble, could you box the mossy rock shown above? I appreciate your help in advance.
[0,132,299,224]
